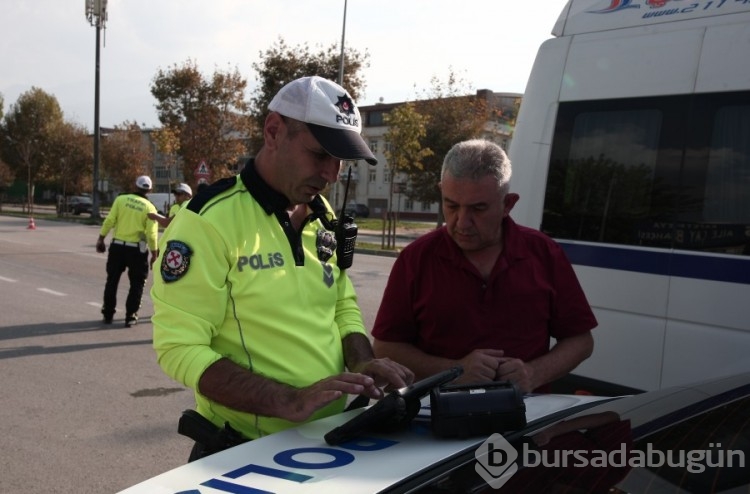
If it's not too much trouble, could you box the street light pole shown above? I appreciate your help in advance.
[338,0,347,87]
[331,0,348,210]
[85,0,107,220]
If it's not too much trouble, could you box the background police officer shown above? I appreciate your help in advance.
[96,175,159,327]
[148,182,193,229]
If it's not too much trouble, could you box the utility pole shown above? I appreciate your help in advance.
[85,0,108,220]
[331,0,348,211]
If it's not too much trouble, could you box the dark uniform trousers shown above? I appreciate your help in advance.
[102,242,149,318]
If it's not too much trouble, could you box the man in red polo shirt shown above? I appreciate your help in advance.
[372,139,597,393]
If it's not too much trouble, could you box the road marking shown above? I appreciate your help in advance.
[86,302,101,308]
[37,288,66,296]
[0,276,18,283]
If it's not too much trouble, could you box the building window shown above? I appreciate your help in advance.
[405,199,414,211]
[384,170,391,183]
[366,111,384,127]
[421,201,431,212]
[369,139,378,153]
[544,91,750,255]
[368,168,377,182]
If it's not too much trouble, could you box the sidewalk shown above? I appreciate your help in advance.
[0,202,433,254]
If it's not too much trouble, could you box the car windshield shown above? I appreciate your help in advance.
[407,383,750,493]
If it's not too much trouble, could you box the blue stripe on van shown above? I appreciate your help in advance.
[558,241,750,285]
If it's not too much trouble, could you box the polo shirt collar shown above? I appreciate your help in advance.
[240,158,291,215]
[239,158,329,223]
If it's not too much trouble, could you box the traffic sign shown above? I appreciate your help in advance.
[195,160,210,179]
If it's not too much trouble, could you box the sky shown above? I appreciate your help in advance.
[1,0,570,130]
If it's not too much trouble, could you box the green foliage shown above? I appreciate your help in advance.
[249,38,370,151]
[383,103,433,212]
[408,70,488,224]
[151,59,253,183]
[48,121,92,196]
[0,87,65,194]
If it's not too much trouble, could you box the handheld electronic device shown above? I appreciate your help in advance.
[334,167,357,270]
[324,366,463,445]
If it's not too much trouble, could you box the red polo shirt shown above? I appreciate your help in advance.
[372,217,597,363]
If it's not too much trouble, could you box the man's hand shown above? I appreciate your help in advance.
[496,357,534,393]
[149,250,159,270]
[282,373,381,423]
[95,237,106,253]
[352,357,414,397]
[455,349,505,384]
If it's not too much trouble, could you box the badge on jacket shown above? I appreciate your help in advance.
[161,240,192,282]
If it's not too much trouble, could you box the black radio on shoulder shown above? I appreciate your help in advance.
[334,215,358,270]
[333,166,358,270]
[430,381,527,438]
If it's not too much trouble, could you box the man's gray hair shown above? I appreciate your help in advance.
[441,139,512,193]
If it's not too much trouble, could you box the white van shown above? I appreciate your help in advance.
[147,193,172,216]
[509,0,750,393]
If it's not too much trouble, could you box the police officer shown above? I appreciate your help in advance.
[147,182,192,229]
[96,175,159,327]
[151,76,413,461]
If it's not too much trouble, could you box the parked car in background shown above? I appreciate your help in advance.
[344,202,370,218]
[58,195,93,215]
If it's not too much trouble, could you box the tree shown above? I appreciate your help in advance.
[409,70,488,226]
[100,121,153,193]
[0,94,13,200]
[151,60,253,185]
[151,124,181,176]
[383,103,432,219]
[48,121,93,200]
[249,38,370,151]
[0,87,65,211]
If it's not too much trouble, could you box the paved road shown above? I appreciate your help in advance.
[0,215,396,493]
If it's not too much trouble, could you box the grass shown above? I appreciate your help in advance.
[1,205,437,238]
[355,217,435,232]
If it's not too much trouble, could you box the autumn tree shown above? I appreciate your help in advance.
[151,60,253,185]
[0,94,13,199]
[0,87,65,211]
[383,103,432,217]
[48,121,93,200]
[249,38,370,151]
[100,121,153,192]
[410,70,488,226]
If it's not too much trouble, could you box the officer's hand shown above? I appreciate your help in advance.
[354,358,414,397]
[96,239,106,253]
[283,373,377,423]
[149,250,159,270]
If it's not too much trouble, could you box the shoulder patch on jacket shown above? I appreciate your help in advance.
[161,240,192,282]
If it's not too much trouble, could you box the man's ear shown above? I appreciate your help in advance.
[503,192,520,216]
[263,112,285,150]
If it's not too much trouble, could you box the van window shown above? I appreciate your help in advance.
[542,91,750,256]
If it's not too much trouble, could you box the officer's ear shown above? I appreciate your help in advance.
[264,112,285,151]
